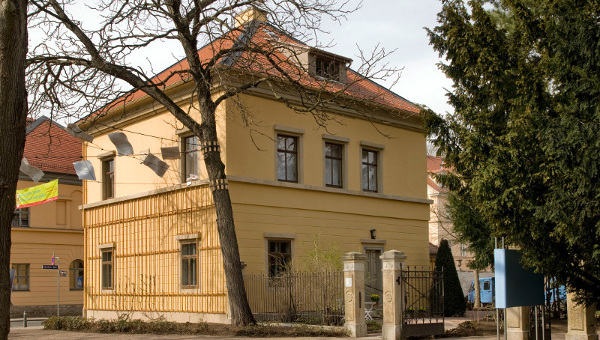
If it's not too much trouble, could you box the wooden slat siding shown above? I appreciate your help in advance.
[84,184,226,314]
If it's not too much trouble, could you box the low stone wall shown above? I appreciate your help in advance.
[10,304,83,318]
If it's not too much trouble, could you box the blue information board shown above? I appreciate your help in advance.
[494,249,544,308]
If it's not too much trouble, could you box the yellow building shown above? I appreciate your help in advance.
[10,117,83,317]
[79,16,430,323]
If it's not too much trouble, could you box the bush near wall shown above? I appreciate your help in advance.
[43,316,348,336]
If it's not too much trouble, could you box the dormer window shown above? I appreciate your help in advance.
[315,57,341,81]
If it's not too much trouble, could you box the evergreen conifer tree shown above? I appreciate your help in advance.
[434,240,466,317]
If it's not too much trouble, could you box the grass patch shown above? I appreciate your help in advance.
[43,316,348,337]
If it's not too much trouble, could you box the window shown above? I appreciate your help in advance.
[183,136,198,181]
[361,149,378,192]
[460,243,468,257]
[325,142,343,188]
[102,158,115,199]
[12,264,29,291]
[69,259,84,290]
[277,135,298,182]
[101,249,113,289]
[268,240,292,277]
[180,241,198,288]
[483,280,491,291]
[12,208,29,227]
[315,57,340,80]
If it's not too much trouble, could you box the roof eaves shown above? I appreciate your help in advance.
[348,68,419,113]
[26,116,51,135]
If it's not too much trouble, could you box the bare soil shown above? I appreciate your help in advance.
[443,318,599,338]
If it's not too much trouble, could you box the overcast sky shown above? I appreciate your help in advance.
[33,1,453,122]
[321,0,453,115]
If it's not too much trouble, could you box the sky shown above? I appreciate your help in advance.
[320,0,453,115]
[31,1,454,122]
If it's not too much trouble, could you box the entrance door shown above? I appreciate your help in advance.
[364,248,382,298]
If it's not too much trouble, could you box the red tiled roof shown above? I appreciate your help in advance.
[427,155,449,193]
[427,155,445,174]
[82,23,419,123]
[23,117,82,175]
[427,177,443,193]
[429,242,439,255]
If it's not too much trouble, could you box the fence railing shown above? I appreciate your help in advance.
[401,266,444,324]
[243,271,344,325]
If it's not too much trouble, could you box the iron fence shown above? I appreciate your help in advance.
[243,271,344,325]
[401,266,444,337]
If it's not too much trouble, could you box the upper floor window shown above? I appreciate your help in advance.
[277,135,298,183]
[315,57,340,81]
[325,142,343,188]
[268,239,292,277]
[361,149,378,192]
[183,136,199,181]
[102,158,115,199]
[101,248,113,289]
[12,263,29,291]
[460,243,468,257]
[180,240,198,288]
[12,208,29,227]
[69,259,84,290]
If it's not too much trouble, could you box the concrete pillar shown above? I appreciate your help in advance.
[506,306,531,340]
[343,252,367,337]
[566,292,598,340]
[380,250,407,340]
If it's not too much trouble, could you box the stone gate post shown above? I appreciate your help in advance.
[566,292,598,340]
[343,252,367,337]
[506,306,531,340]
[380,250,407,340]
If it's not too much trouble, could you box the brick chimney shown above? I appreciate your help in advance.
[234,7,268,27]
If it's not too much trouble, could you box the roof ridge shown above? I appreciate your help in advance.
[26,116,51,134]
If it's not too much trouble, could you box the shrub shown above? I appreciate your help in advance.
[435,239,466,316]
[42,316,345,337]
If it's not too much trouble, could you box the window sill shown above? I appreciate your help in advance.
[277,179,299,184]
[180,287,199,294]
[12,289,30,292]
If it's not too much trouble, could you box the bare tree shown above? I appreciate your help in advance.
[0,0,28,339]
[26,0,405,326]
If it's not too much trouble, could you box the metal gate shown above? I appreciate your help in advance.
[400,266,445,337]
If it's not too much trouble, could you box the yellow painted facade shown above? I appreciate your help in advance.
[82,85,430,322]
[10,178,84,316]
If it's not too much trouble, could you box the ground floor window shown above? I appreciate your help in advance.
[268,240,292,277]
[180,241,198,288]
[70,259,84,290]
[101,249,113,289]
[12,264,29,291]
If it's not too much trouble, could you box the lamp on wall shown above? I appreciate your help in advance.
[369,229,377,240]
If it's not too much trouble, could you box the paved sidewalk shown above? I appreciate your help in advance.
[8,328,502,340]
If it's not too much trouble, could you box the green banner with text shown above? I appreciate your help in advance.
[16,179,59,208]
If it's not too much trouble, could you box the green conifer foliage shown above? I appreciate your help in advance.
[434,240,466,317]
[424,0,600,305]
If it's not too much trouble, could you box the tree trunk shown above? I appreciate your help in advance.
[196,93,256,326]
[0,0,28,339]
[474,269,481,308]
